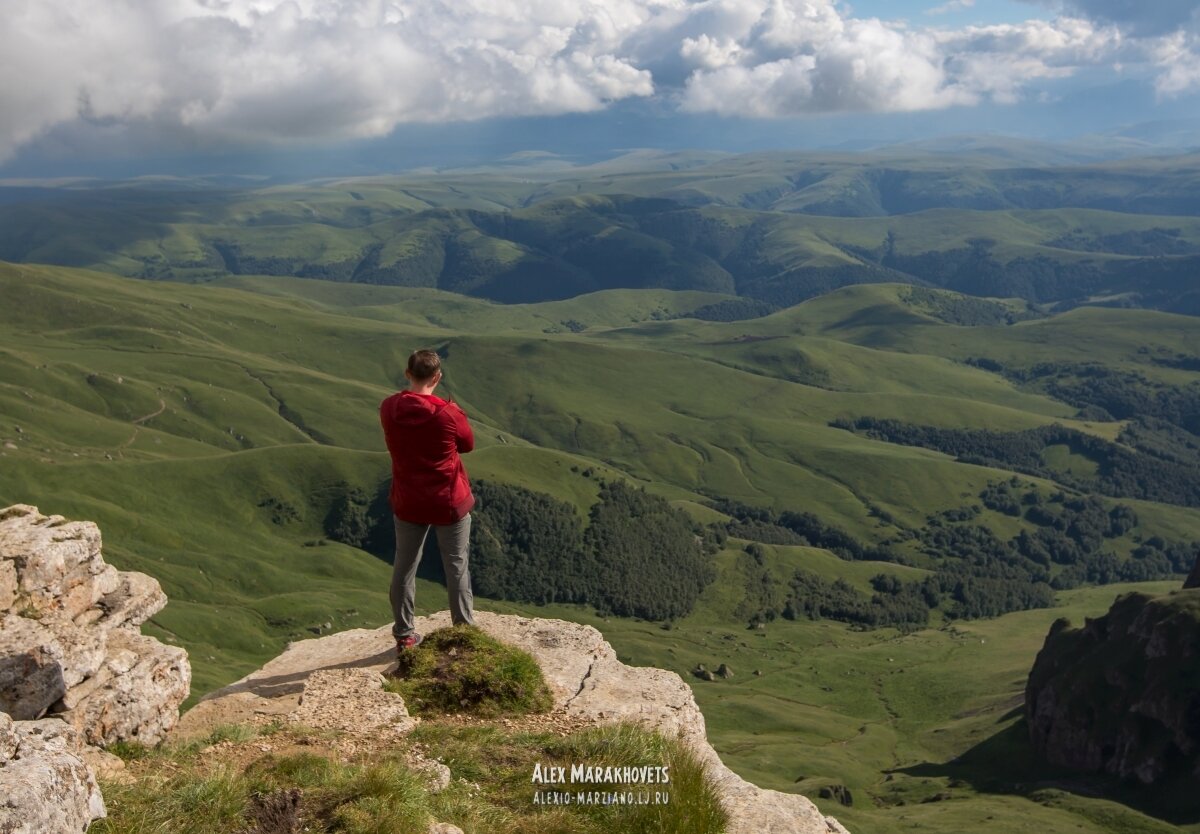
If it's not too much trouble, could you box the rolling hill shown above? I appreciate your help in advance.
[3,150,1200,313]
[3,261,1200,833]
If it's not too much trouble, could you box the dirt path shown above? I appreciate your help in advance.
[118,398,166,452]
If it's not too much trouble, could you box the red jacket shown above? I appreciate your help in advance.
[380,391,475,525]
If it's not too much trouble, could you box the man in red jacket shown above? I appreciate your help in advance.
[380,349,476,653]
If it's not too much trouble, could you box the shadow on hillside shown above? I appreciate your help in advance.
[897,719,1200,826]
[0,188,234,273]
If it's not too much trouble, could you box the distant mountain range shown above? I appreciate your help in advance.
[2,147,1200,314]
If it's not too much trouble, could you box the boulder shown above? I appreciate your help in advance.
[0,505,190,745]
[57,630,191,747]
[0,711,106,833]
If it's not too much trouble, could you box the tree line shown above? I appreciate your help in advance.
[714,479,1196,630]
[831,416,1200,507]
[324,478,718,622]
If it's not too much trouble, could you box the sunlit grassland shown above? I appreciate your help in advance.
[3,262,1200,833]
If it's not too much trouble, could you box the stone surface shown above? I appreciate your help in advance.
[187,610,848,834]
[93,571,167,630]
[427,823,464,834]
[0,504,190,746]
[0,504,118,621]
[0,561,15,611]
[79,744,130,784]
[0,614,107,720]
[409,755,452,794]
[294,667,415,737]
[1026,590,1200,784]
[0,712,106,834]
[58,631,191,747]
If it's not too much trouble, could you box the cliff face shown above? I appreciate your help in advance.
[179,610,851,834]
[0,504,190,744]
[2,505,847,833]
[1025,589,1200,784]
[0,504,192,833]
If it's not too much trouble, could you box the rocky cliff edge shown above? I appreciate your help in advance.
[0,504,191,833]
[179,609,850,834]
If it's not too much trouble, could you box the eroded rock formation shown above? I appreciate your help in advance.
[0,504,190,746]
[1025,588,1200,784]
[179,610,849,834]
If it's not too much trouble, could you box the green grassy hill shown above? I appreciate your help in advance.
[5,151,1200,313]
[3,262,1200,833]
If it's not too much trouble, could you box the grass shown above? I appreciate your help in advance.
[96,741,431,834]
[94,720,726,834]
[409,721,726,834]
[1,263,1198,833]
[483,579,1196,834]
[386,625,553,717]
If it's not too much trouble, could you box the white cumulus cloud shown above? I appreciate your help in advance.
[0,0,656,161]
[1,0,1199,162]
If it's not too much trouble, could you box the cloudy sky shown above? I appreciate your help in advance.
[3,0,1199,175]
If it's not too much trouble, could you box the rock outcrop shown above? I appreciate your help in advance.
[0,504,191,745]
[1185,551,1200,590]
[180,610,849,834]
[0,711,106,833]
[1025,588,1200,784]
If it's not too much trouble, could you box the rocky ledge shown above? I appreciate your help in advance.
[0,504,190,743]
[0,504,192,832]
[179,610,849,834]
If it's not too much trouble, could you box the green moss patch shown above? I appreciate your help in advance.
[387,624,554,717]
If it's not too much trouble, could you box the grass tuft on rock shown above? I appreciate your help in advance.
[386,624,554,717]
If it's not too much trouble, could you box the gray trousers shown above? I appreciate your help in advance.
[390,514,474,638]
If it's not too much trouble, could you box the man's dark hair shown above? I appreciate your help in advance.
[408,349,442,382]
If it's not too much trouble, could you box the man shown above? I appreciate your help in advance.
[380,349,476,654]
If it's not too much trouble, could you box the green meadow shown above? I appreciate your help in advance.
[3,261,1199,833]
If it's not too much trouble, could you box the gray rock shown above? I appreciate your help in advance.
[0,504,119,621]
[93,571,167,630]
[0,614,106,719]
[818,783,853,806]
[0,504,190,746]
[409,756,452,793]
[293,667,414,737]
[0,712,106,833]
[0,560,15,611]
[1026,591,1200,784]
[58,631,191,747]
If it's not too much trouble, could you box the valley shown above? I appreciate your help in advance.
[2,153,1200,833]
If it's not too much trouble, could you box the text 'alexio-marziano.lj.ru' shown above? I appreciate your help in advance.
[530,762,672,806]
